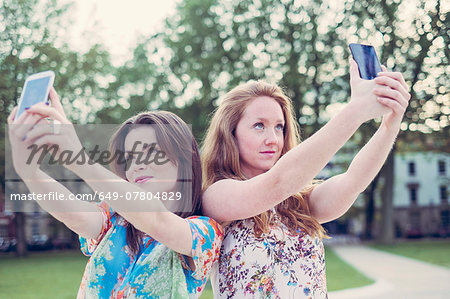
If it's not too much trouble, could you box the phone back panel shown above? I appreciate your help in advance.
[349,44,382,80]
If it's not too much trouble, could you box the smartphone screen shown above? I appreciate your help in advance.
[16,73,53,119]
[349,44,382,80]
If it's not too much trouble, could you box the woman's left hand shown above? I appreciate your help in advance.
[23,87,85,171]
[374,67,411,131]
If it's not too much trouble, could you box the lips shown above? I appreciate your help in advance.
[135,176,154,183]
[260,150,276,158]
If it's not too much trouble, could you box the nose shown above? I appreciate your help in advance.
[126,157,147,179]
[264,128,279,146]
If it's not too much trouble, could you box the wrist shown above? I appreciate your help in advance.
[20,168,46,183]
[380,119,401,135]
[342,101,368,125]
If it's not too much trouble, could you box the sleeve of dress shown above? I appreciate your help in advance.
[186,216,224,281]
[78,201,113,256]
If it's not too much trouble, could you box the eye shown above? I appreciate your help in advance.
[254,122,264,130]
[123,154,134,170]
[275,124,284,131]
[124,152,133,162]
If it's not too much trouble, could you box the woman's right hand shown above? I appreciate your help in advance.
[349,59,391,122]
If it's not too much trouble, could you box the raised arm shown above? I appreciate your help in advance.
[308,70,411,223]
[23,90,194,256]
[69,163,195,257]
[202,61,394,223]
[7,107,103,239]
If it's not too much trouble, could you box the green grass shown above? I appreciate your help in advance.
[325,246,374,291]
[199,281,213,299]
[0,247,374,298]
[0,251,88,299]
[370,239,450,268]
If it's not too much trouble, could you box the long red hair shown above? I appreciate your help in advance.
[201,80,326,238]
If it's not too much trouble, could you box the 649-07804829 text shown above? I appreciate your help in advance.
[9,191,182,201]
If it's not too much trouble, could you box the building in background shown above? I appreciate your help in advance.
[394,152,449,238]
[321,150,449,239]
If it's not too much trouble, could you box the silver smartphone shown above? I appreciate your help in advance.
[15,70,55,121]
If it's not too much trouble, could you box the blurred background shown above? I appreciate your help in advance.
[0,0,448,298]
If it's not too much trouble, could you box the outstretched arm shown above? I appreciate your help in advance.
[23,89,194,256]
[22,170,104,238]
[308,70,411,223]
[202,60,393,223]
[7,107,103,239]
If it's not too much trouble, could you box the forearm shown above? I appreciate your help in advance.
[271,102,365,199]
[22,170,102,238]
[345,122,398,194]
[309,122,399,223]
[71,163,193,255]
[71,163,168,231]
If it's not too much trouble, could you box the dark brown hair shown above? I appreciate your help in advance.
[109,111,203,254]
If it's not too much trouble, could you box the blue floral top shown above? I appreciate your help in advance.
[76,202,223,299]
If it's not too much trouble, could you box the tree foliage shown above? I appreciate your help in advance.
[0,0,113,256]
[105,0,448,243]
[1,0,448,250]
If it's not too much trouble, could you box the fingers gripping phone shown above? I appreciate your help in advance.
[15,70,55,121]
[349,44,382,80]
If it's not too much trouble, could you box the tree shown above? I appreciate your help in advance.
[95,0,448,243]
[339,0,449,243]
[103,0,351,139]
[1,0,114,256]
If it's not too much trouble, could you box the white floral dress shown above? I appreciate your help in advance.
[211,212,327,299]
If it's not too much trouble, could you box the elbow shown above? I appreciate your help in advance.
[263,169,291,203]
[202,199,234,223]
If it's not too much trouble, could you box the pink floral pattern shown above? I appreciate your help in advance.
[211,213,327,299]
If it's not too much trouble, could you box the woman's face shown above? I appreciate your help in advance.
[124,126,179,195]
[234,96,285,178]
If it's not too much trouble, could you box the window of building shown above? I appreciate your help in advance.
[408,161,416,176]
[438,160,446,176]
[0,226,8,238]
[409,185,418,204]
[440,186,448,203]
[441,210,449,229]
[32,220,40,236]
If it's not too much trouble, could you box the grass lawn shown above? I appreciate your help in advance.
[0,247,371,299]
[370,239,450,268]
[325,246,374,291]
[0,250,88,299]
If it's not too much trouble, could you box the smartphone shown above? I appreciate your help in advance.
[15,70,55,121]
[349,44,382,80]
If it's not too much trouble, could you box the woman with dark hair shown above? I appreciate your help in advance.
[7,88,223,298]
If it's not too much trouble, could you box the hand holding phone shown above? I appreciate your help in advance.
[15,70,55,121]
[349,44,382,80]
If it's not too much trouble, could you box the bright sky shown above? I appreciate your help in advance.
[69,0,178,65]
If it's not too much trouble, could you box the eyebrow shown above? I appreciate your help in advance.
[255,117,285,124]
[124,142,159,155]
